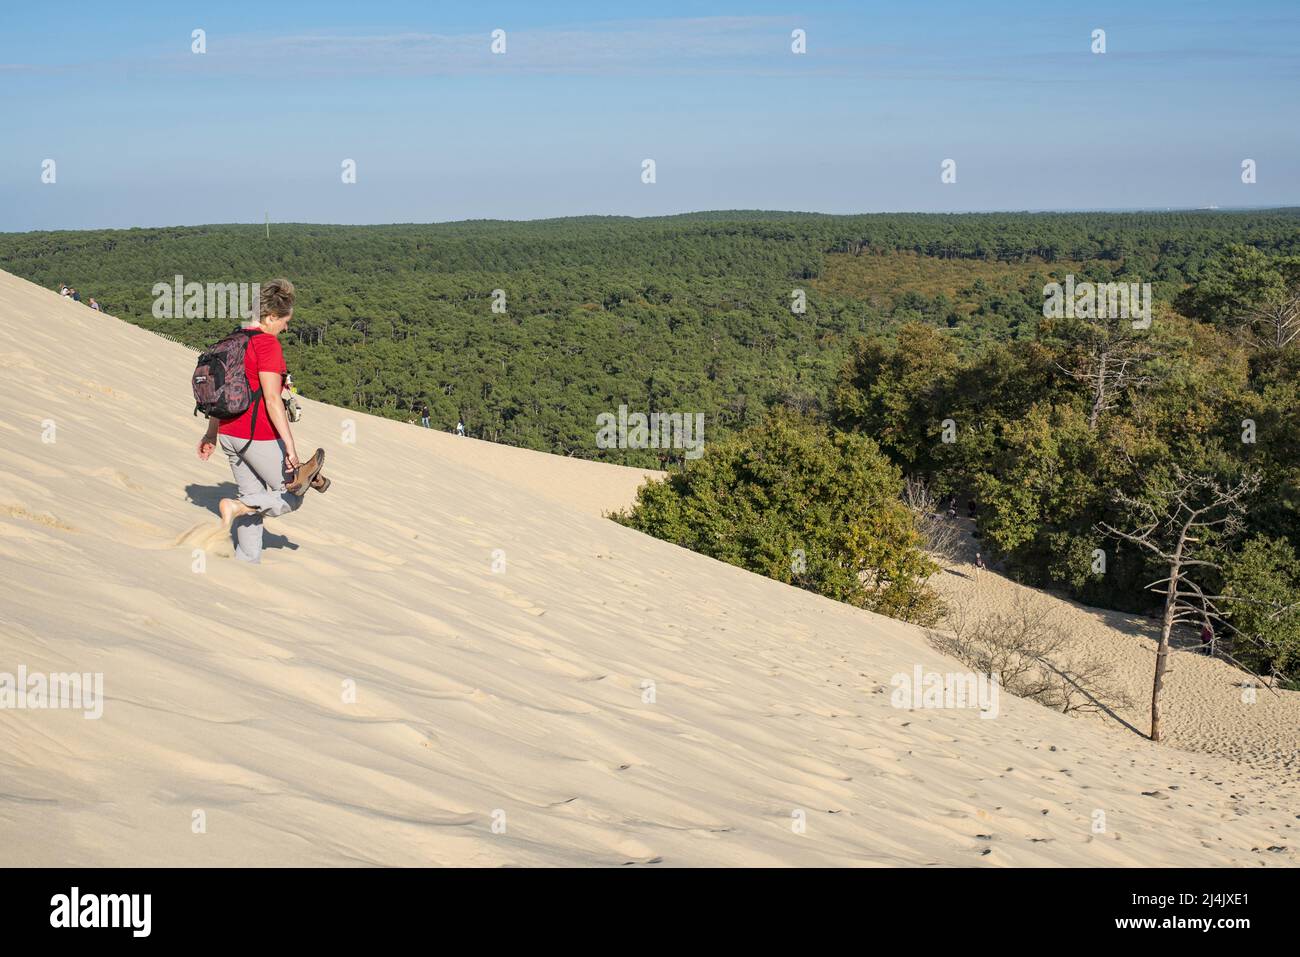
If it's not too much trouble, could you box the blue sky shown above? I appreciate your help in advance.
[2,0,1297,230]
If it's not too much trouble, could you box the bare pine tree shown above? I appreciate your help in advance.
[902,476,964,566]
[1238,290,1300,351]
[1098,467,1262,742]
[1055,314,1154,430]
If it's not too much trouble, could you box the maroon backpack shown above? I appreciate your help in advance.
[192,328,264,450]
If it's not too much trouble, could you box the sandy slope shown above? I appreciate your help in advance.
[928,526,1300,775]
[0,270,1295,867]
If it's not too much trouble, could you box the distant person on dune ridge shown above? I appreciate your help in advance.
[419,404,430,428]
[195,279,330,563]
[282,373,303,424]
[59,284,70,297]
[456,420,465,436]
[89,297,101,312]
[71,288,81,302]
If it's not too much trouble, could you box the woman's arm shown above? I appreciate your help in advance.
[197,415,219,460]
[259,369,299,470]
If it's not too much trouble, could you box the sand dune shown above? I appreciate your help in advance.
[0,270,1295,866]
[928,528,1300,776]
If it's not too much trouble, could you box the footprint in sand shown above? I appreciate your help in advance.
[75,379,126,400]
[290,526,406,568]
[83,466,145,491]
[348,540,406,565]
[1,503,77,532]
[0,351,37,371]
[485,582,547,617]
[289,554,350,578]
[535,657,599,680]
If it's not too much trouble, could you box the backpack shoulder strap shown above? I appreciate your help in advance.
[237,393,264,459]
[235,327,266,457]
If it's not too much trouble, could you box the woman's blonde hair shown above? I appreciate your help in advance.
[257,278,295,321]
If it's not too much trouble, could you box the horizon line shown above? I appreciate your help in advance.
[5,205,1300,236]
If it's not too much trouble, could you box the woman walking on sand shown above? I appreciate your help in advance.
[196,279,329,563]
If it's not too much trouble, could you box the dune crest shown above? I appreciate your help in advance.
[0,270,1294,866]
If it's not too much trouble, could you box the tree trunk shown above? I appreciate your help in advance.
[1151,560,1180,741]
[1089,352,1107,431]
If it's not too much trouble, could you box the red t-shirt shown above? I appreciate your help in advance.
[217,332,287,440]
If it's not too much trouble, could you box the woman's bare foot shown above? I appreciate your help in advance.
[219,498,257,528]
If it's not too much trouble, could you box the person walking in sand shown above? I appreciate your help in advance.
[196,279,329,562]
[282,372,303,423]
[419,404,431,428]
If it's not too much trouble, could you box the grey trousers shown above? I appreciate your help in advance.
[218,434,304,563]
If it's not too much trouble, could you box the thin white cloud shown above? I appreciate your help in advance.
[200,16,806,76]
[4,16,888,80]
[7,14,1295,82]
